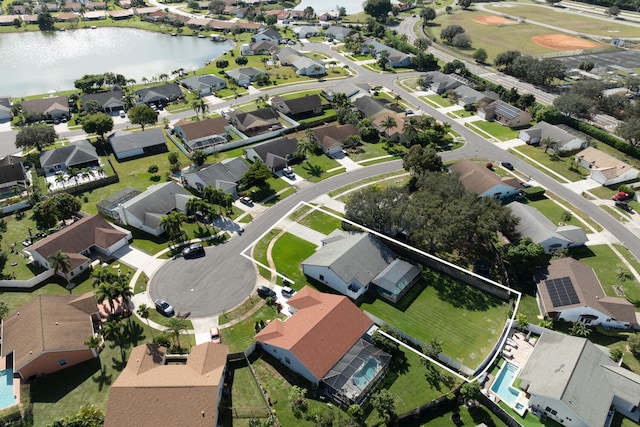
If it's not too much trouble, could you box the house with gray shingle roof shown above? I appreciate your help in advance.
[254,27,281,43]
[240,40,280,56]
[302,230,421,302]
[81,89,124,113]
[40,140,99,174]
[518,121,587,153]
[179,74,226,96]
[182,157,249,196]
[325,25,352,41]
[361,38,413,68]
[21,96,69,120]
[535,258,636,329]
[508,202,588,254]
[420,71,468,94]
[136,83,183,106]
[517,330,640,426]
[295,25,319,39]
[227,107,280,136]
[225,67,265,87]
[244,136,298,172]
[109,128,168,161]
[271,94,323,119]
[478,99,531,128]
[0,97,12,121]
[113,181,193,236]
[452,86,497,109]
[0,155,28,196]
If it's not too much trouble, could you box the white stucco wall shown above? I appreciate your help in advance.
[259,342,319,384]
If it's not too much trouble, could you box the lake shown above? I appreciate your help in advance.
[294,0,364,15]
[0,28,234,97]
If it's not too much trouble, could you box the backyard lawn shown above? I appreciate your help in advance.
[225,362,270,426]
[219,303,284,353]
[360,269,511,369]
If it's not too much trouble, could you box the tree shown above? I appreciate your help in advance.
[452,33,472,48]
[414,37,431,51]
[49,250,72,285]
[37,10,55,31]
[420,7,436,24]
[15,124,57,151]
[82,113,114,141]
[380,115,397,135]
[136,303,155,340]
[0,301,9,320]
[460,381,482,402]
[610,348,624,362]
[516,313,528,329]
[376,50,390,70]
[147,164,159,178]
[296,135,317,160]
[303,6,314,19]
[440,25,465,43]
[629,333,640,357]
[459,0,472,9]
[235,56,248,65]
[617,117,640,146]
[190,149,207,166]
[403,145,444,175]
[208,0,225,13]
[411,51,438,70]
[570,322,591,337]
[504,238,545,274]
[424,337,443,358]
[85,335,102,353]
[74,74,105,94]
[553,93,596,120]
[288,385,308,418]
[578,60,595,72]
[242,160,272,188]
[616,266,633,289]
[160,211,187,241]
[472,48,488,63]
[127,104,158,131]
[370,389,397,424]
[167,317,187,349]
[494,50,522,70]
[347,404,364,422]
[343,135,362,150]
[364,0,392,21]
[607,5,620,16]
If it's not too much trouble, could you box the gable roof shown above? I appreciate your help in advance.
[105,342,228,427]
[255,286,373,380]
[449,159,519,195]
[271,94,322,115]
[225,67,264,82]
[180,74,226,92]
[507,202,588,246]
[26,215,129,269]
[522,121,582,146]
[311,124,358,150]
[188,157,249,192]
[256,27,280,40]
[322,81,366,100]
[325,25,352,38]
[576,146,636,179]
[228,107,279,130]
[0,293,97,372]
[109,128,167,155]
[121,181,192,230]
[353,95,387,118]
[175,117,228,141]
[484,100,526,120]
[0,156,27,186]
[303,230,397,287]
[137,83,182,103]
[535,258,636,324]
[372,111,408,137]
[21,96,68,115]
[81,89,124,109]
[250,137,298,169]
[39,140,98,169]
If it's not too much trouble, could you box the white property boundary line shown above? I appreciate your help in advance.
[240,201,522,382]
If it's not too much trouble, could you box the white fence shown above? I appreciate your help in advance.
[0,269,55,288]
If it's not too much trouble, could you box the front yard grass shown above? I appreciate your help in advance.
[297,208,342,235]
[271,232,318,286]
[219,303,284,352]
[525,196,577,227]
[346,141,403,162]
[360,270,511,369]
[421,94,451,108]
[470,121,521,141]
[510,145,589,183]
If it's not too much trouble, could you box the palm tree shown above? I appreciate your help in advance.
[185,197,202,218]
[85,335,102,354]
[101,319,123,349]
[95,282,118,315]
[91,268,113,288]
[160,211,187,241]
[616,266,633,292]
[136,303,155,341]
[48,250,71,286]
[542,136,558,154]
[167,317,187,349]
[114,277,134,315]
[402,117,419,137]
[55,173,66,188]
[381,115,397,136]
[81,168,93,182]
[296,136,316,161]
[97,166,106,178]
[159,73,169,82]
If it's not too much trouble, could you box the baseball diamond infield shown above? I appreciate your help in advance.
[531,34,602,50]
[473,15,518,25]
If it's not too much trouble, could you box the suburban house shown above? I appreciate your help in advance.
[81,89,125,113]
[96,187,142,223]
[25,215,131,281]
[325,25,352,41]
[311,123,359,156]
[173,117,230,152]
[302,230,422,302]
[517,330,640,426]
[136,83,183,106]
[104,343,229,427]
[0,155,28,196]
[21,96,69,120]
[449,159,521,200]
[82,10,106,19]
[39,140,99,175]
[0,293,102,380]
[108,9,134,19]
[361,39,412,68]
[508,202,588,254]
[575,146,639,186]
[255,286,391,405]
[109,128,168,161]
[254,27,281,43]
[227,107,280,136]
[518,121,587,153]
[225,67,265,88]
[0,96,12,121]
[179,74,226,96]
[275,47,326,75]
[295,25,319,39]
[535,258,637,329]
[420,71,466,94]
[181,157,250,196]
[318,10,339,21]
[271,94,323,119]
[353,95,388,118]
[111,181,193,236]
[240,40,280,56]
[372,110,410,143]
[322,81,367,102]
[55,12,80,22]
[244,136,298,172]
[452,86,497,109]
[477,100,531,128]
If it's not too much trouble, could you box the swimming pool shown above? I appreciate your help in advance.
[0,369,17,410]
[352,358,378,387]
[490,362,520,407]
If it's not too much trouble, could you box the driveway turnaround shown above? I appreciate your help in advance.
[150,243,256,318]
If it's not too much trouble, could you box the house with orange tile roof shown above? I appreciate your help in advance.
[104,343,229,426]
[255,287,391,405]
[0,293,102,379]
[24,215,130,282]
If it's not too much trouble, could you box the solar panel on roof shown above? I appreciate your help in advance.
[545,276,580,307]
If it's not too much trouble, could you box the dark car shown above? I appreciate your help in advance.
[257,285,277,299]
[613,192,632,202]
[154,299,175,317]
[615,201,633,212]
[239,196,253,206]
[502,161,514,171]
[282,286,296,298]
[182,243,204,258]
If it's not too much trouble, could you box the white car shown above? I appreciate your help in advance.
[119,110,126,118]
[282,167,295,179]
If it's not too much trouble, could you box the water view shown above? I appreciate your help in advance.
[294,0,364,15]
[0,28,234,97]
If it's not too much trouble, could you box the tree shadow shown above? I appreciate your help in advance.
[431,272,498,311]
[468,406,496,427]
[302,163,324,177]
[193,224,213,238]
[121,318,146,348]
[91,363,113,391]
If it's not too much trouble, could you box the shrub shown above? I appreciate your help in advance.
[610,348,624,362]
[618,184,636,197]
[523,186,546,199]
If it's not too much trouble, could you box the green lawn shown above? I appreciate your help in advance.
[360,269,511,369]
[448,109,476,118]
[227,362,270,426]
[421,94,451,108]
[219,303,284,353]
[271,232,318,286]
[328,171,409,197]
[525,196,576,227]
[545,191,603,232]
[292,155,341,179]
[510,145,589,182]
[470,121,521,141]
[297,208,342,235]
[347,141,403,162]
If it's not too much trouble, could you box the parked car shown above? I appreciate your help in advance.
[282,167,295,179]
[613,192,632,201]
[282,286,296,298]
[154,299,175,317]
[119,110,126,118]
[615,201,633,212]
[210,327,221,344]
[521,181,532,188]
[182,243,204,258]
[502,161,514,171]
[257,285,277,300]
[239,196,253,206]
